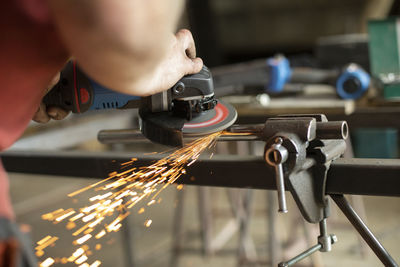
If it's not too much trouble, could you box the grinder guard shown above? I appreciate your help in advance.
[139,66,237,147]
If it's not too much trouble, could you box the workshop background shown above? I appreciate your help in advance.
[5,0,400,267]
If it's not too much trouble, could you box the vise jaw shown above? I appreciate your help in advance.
[263,114,347,223]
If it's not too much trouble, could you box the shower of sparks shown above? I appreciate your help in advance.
[40,257,55,267]
[144,219,152,227]
[37,131,240,266]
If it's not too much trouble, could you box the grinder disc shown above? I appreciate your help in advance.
[183,99,237,135]
[139,99,237,146]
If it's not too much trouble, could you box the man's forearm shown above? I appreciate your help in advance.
[47,0,185,94]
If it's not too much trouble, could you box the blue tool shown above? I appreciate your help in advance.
[43,61,141,113]
[265,58,370,99]
[43,61,238,147]
[335,64,370,100]
[212,55,370,100]
[265,55,292,93]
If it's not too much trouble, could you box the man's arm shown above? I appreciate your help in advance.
[47,0,202,96]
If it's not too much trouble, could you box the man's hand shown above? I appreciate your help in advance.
[137,29,203,96]
[48,0,200,96]
[32,73,70,123]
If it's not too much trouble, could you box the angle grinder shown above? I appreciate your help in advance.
[43,61,237,146]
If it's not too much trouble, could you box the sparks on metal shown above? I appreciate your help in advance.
[40,257,55,267]
[144,219,152,227]
[38,131,248,265]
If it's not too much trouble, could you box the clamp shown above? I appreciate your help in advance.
[240,114,348,266]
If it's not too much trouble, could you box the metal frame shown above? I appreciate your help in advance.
[2,150,400,266]
[2,151,400,197]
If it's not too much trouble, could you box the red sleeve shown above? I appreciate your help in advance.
[0,0,68,150]
[0,1,67,220]
[16,0,51,24]
[0,161,14,220]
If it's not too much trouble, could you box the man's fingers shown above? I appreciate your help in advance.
[177,29,196,59]
[186,57,203,75]
[45,72,61,94]
[32,104,70,123]
[32,103,50,123]
[47,106,70,120]
[33,73,67,123]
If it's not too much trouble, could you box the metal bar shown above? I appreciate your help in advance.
[170,190,185,267]
[97,121,346,145]
[97,128,262,144]
[236,107,400,130]
[331,194,398,267]
[326,158,400,197]
[278,243,322,267]
[2,151,400,197]
[11,111,136,150]
[267,191,280,266]
[211,60,337,94]
[120,214,135,267]
[198,187,213,255]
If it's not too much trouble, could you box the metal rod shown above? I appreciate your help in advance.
[97,128,260,144]
[267,191,280,266]
[331,194,398,267]
[169,190,185,267]
[120,213,135,267]
[317,219,336,252]
[278,243,322,267]
[211,59,338,94]
[265,137,289,213]
[319,219,328,236]
[3,151,400,197]
[274,164,287,213]
[211,59,270,90]
[97,121,347,145]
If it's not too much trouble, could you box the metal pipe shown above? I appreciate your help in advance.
[211,60,338,93]
[97,129,261,144]
[331,194,398,267]
[98,125,264,144]
[226,124,264,134]
[98,129,146,144]
[98,121,347,145]
[316,121,348,140]
[290,68,337,84]
[220,124,264,141]
[211,59,270,89]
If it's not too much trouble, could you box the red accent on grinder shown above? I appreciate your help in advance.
[72,61,81,113]
[80,88,89,104]
[183,103,229,129]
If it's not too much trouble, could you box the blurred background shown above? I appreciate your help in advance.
[187,0,391,66]
[5,0,400,267]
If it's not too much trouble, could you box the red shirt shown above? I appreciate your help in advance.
[0,0,68,218]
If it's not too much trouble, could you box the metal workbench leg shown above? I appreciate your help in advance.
[267,191,281,267]
[237,189,258,267]
[170,189,185,267]
[350,194,370,257]
[331,194,398,267]
[198,187,214,255]
[344,137,370,257]
[120,214,135,267]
